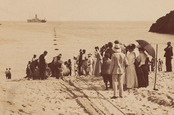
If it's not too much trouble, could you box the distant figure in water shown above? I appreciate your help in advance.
[38,51,48,80]
[5,68,11,79]
[164,42,173,72]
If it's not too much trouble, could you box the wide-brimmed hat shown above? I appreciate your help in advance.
[113,44,121,52]
[88,53,92,56]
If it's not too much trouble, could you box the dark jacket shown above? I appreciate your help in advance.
[164,45,173,58]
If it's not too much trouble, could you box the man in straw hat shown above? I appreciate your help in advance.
[110,44,128,99]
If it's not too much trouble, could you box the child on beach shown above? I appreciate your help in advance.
[158,58,163,71]
[5,68,11,79]
[5,68,9,79]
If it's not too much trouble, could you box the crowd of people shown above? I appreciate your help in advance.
[6,40,172,99]
[25,51,72,80]
[73,40,173,98]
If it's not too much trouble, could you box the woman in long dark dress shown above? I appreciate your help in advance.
[135,47,149,88]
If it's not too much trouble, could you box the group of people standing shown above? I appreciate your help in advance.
[75,48,103,77]
[73,40,150,98]
[96,41,149,99]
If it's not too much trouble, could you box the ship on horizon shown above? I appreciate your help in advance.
[27,14,46,23]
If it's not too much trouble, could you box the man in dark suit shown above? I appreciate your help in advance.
[38,51,48,80]
[164,42,173,72]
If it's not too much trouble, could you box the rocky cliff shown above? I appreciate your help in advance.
[149,11,174,34]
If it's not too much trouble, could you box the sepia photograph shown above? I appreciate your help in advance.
[0,0,174,115]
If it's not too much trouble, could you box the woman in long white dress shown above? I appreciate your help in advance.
[126,44,138,89]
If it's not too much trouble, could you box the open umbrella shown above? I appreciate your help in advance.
[136,40,155,58]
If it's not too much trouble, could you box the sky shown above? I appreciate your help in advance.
[0,0,174,21]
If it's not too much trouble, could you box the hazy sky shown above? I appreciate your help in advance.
[0,0,174,21]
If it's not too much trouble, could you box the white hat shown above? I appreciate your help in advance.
[113,44,121,52]
[114,44,120,49]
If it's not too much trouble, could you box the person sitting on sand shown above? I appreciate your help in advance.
[55,54,63,79]
[101,53,112,90]
[38,51,48,80]
[30,54,38,79]
[52,54,62,77]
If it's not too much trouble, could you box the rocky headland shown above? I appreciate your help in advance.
[149,11,174,34]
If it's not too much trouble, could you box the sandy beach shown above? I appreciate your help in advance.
[0,21,174,114]
[0,71,174,115]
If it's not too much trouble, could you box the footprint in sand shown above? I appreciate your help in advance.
[42,108,45,111]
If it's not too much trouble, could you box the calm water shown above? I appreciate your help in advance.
[0,21,174,78]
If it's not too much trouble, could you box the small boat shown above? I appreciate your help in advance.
[27,14,46,23]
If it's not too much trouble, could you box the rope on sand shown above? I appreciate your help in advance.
[77,76,127,115]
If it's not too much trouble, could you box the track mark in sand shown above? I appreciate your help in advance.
[60,80,108,115]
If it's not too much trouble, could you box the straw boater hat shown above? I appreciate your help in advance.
[113,44,121,52]
[88,53,92,57]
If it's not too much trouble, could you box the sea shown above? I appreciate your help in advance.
[0,21,174,79]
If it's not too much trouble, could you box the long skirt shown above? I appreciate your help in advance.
[136,65,149,87]
[126,64,138,88]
